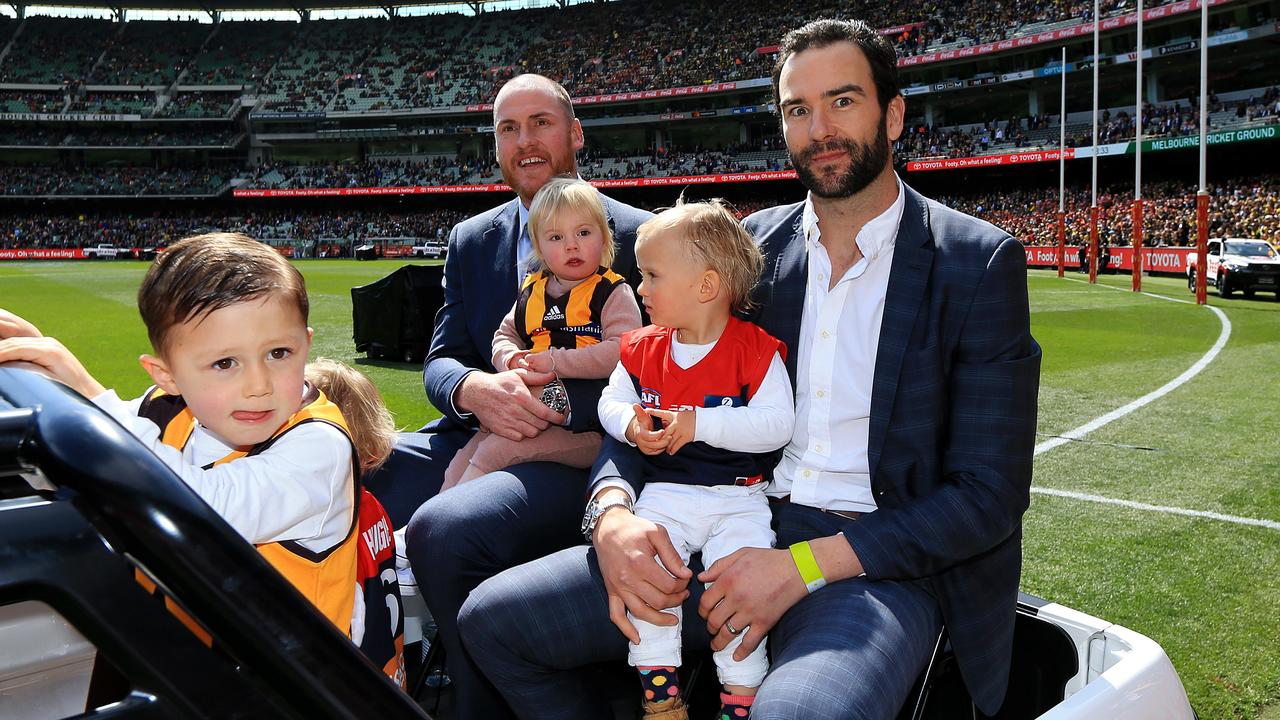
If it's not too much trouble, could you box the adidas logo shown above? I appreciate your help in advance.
[543,305,565,322]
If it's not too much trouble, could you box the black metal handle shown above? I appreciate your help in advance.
[0,367,430,720]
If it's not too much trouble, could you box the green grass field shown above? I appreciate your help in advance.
[2,260,1278,718]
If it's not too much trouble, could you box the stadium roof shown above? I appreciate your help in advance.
[10,0,588,12]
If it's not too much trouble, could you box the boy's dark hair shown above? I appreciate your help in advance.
[770,19,901,112]
[138,232,308,354]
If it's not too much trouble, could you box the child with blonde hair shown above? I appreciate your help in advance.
[597,200,795,720]
[442,177,643,489]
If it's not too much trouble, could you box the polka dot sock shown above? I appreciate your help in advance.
[637,665,681,704]
[719,692,755,719]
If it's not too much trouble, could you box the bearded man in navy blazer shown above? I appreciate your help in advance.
[457,19,1041,720]
[363,73,650,719]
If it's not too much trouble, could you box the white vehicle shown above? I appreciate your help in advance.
[0,366,1197,720]
[1187,238,1280,298]
[410,241,446,259]
[81,243,121,259]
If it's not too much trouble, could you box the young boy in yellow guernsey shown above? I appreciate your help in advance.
[0,233,393,661]
[441,177,643,488]
[596,200,795,720]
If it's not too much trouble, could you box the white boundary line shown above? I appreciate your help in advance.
[1030,278,1280,531]
[1033,487,1280,530]
[1033,279,1230,455]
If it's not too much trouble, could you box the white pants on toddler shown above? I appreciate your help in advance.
[626,482,774,689]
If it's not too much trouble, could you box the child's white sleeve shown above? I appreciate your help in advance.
[92,390,354,553]
[598,361,641,445]
[692,351,794,453]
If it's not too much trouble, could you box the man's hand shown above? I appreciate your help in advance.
[698,547,809,661]
[593,495,692,644]
[647,408,695,455]
[0,309,42,339]
[455,370,565,441]
[624,403,667,455]
[0,336,106,398]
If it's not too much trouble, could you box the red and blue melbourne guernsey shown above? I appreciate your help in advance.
[621,316,786,487]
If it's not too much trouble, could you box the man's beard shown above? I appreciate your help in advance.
[792,116,890,200]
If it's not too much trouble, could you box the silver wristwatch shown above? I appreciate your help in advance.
[580,494,633,542]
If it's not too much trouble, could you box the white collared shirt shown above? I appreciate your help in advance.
[516,200,533,279]
[91,389,354,554]
[768,176,905,514]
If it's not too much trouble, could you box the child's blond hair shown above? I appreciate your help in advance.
[636,199,764,314]
[527,177,616,271]
[305,358,397,475]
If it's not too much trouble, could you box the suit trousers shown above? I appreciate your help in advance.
[459,500,944,720]
[406,457,590,720]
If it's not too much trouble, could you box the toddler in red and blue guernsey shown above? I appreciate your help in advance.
[597,199,795,720]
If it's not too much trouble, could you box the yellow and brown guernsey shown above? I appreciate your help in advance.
[137,384,360,638]
[514,266,626,353]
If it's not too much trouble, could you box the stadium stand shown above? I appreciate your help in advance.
[156,91,239,118]
[0,126,239,146]
[0,166,230,196]
[0,17,116,84]
[0,0,1180,107]
[0,90,65,113]
[329,14,472,112]
[0,0,1275,233]
[936,175,1280,248]
[4,175,1277,250]
[66,91,157,117]
[89,20,210,86]
[895,89,1280,162]
[244,155,496,188]
[182,20,297,86]
[1,207,468,250]
[257,18,392,113]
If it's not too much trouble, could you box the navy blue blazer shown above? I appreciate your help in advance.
[423,194,652,434]
[594,184,1040,714]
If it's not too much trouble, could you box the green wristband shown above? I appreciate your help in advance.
[789,541,827,594]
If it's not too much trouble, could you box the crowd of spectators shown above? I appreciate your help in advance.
[1,208,468,250]
[895,91,1280,162]
[0,166,229,196]
[157,92,238,118]
[580,144,790,179]
[256,19,390,113]
[244,208,468,247]
[5,175,1274,252]
[67,92,157,117]
[245,155,498,188]
[3,173,1274,251]
[0,91,66,114]
[0,17,115,84]
[241,146,789,190]
[61,128,242,146]
[937,175,1280,247]
[182,21,297,86]
[0,127,240,147]
[0,0,1185,108]
[88,21,210,86]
